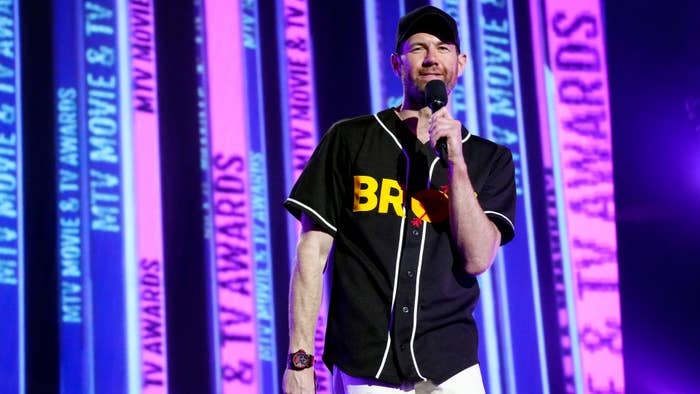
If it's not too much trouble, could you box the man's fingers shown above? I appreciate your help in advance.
[431,106,452,119]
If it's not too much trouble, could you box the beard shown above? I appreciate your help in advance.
[403,71,456,106]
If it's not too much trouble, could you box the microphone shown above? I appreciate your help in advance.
[425,80,448,164]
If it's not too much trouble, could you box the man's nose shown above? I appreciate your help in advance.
[422,50,438,66]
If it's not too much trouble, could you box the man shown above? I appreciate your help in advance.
[283,5,516,393]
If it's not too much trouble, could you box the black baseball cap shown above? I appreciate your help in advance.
[395,6,460,53]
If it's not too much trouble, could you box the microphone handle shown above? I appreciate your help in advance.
[436,138,448,162]
[436,138,448,166]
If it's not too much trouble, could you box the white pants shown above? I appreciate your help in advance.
[332,364,485,394]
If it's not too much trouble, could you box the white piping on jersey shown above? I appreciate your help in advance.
[409,221,428,381]
[428,157,440,188]
[484,210,515,231]
[284,198,338,233]
[374,215,406,379]
[407,157,440,381]
[374,113,404,150]
[374,113,411,380]
[428,157,440,184]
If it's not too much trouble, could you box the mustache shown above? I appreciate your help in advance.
[419,67,444,74]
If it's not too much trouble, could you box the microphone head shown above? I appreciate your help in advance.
[425,79,448,112]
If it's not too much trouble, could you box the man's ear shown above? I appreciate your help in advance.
[391,53,402,77]
[457,53,468,77]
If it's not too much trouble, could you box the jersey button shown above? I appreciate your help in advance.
[407,270,414,278]
[411,229,420,237]
[402,306,410,313]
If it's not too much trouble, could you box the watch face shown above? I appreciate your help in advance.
[292,352,311,368]
[289,349,314,370]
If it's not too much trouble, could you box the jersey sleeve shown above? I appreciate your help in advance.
[283,124,348,236]
[478,146,516,245]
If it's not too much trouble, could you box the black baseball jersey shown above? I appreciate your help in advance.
[284,108,516,385]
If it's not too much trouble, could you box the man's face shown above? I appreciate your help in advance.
[392,32,467,105]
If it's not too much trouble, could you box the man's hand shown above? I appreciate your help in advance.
[283,368,315,394]
[428,106,464,165]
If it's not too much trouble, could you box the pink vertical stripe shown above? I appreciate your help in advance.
[544,1,624,392]
[204,0,259,392]
[129,1,168,392]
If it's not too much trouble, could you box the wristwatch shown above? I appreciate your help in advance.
[288,349,314,370]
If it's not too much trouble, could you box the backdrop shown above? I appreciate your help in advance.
[7,0,700,393]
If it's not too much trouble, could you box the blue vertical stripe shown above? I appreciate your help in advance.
[0,0,24,391]
[54,0,92,392]
[81,0,128,391]
[193,0,223,391]
[467,2,504,392]
[544,66,584,394]
[241,1,279,392]
[506,1,550,391]
[76,0,96,391]
[15,0,24,388]
[364,0,403,111]
[16,0,24,389]
[382,0,405,108]
[276,0,298,273]
[475,270,503,394]
[363,0,382,112]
